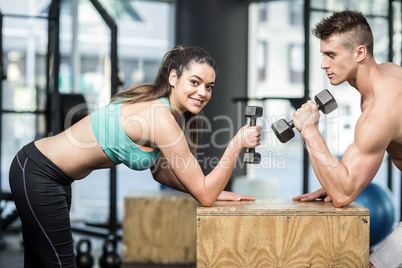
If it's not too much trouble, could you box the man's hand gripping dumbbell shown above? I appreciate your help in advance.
[271,89,338,143]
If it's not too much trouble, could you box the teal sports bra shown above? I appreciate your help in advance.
[90,97,171,170]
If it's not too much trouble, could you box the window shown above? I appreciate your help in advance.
[288,43,304,83]
[248,0,305,200]
[258,3,268,22]
[257,41,267,81]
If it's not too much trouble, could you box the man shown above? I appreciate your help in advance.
[292,10,402,268]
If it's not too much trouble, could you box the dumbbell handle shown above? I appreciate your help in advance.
[246,117,257,153]
[249,117,257,127]
[280,100,325,130]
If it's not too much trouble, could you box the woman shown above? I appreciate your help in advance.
[9,45,262,267]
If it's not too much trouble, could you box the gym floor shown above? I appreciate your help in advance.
[0,221,196,268]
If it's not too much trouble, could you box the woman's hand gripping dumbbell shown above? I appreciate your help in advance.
[244,106,263,164]
[271,89,338,143]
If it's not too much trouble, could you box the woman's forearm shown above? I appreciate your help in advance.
[202,138,243,205]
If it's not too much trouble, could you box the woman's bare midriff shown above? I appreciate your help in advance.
[34,115,116,180]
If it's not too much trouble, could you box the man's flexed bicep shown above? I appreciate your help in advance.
[339,142,384,200]
[337,107,393,203]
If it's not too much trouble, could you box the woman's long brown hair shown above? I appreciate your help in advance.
[111,45,216,154]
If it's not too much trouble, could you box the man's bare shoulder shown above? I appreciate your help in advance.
[370,63,402,163]
[378,62,402,79]
[372,63,402,103]
[379,61,401,69]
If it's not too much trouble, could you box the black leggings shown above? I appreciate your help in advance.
[9,142,76,268]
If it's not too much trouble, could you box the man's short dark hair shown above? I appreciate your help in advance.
[312,10,374,56]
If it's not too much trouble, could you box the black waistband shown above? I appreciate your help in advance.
[20,141,74,185]
[17,146,28,164]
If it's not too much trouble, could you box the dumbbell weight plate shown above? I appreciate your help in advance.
[271,119,295,143]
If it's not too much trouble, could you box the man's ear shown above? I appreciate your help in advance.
[355,45,367,63]
[169,69,177,86]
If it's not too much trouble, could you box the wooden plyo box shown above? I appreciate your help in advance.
[197,199,370,268]
[123,190,197,264]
